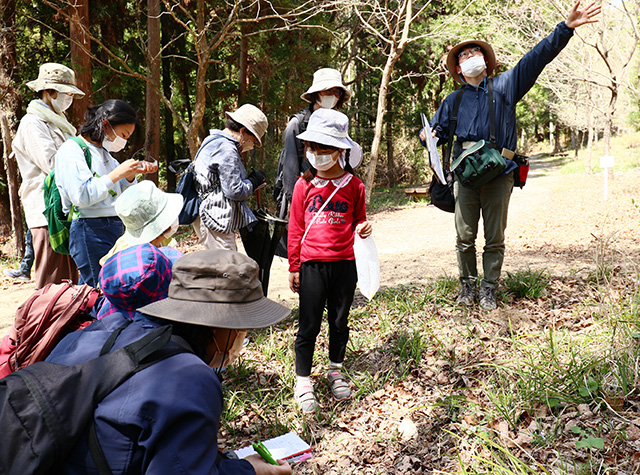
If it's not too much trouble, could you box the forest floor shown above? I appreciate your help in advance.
[1,154,639,473]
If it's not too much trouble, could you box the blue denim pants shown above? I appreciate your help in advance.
[70,217,124,288]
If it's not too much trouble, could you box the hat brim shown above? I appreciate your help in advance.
[296,129,358,151]
[122,193,184,245]
[26,79,85,97]
[138,295,291,329]
[301,85,352,103]
[446,40,496,85]
[225,111,264,146]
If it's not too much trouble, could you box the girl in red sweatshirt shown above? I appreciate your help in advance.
[288,108,372,413]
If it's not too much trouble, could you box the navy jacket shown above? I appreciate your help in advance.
[430,22,574,174]
[46,312,255,475]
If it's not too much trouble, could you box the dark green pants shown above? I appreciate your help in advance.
[454,172,514,289]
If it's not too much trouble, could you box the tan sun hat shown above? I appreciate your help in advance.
[138,249,290,329]
[446,40,496,85]
[26,63,85,97]
[225,104,268,146]
[301,68,352,103]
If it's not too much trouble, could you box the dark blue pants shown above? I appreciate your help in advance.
[70,217,124,288]
[295,260,357,377]
[18,229,34,275]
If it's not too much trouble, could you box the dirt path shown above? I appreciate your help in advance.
[2,157,639,334]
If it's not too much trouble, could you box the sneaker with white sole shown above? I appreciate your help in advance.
[294,384,319,413]
[3,268,31,282]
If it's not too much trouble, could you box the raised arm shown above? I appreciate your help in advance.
[565,1,601,30]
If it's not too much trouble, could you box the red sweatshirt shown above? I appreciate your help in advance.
[288,173,367,272]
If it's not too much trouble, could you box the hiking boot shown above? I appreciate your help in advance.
[456,282,477,306]
[479,287,497,310]
[4,268,31,282]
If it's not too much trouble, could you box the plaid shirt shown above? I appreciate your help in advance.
[97,244,182,319]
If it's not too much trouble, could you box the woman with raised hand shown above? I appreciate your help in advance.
[54,99,157,287]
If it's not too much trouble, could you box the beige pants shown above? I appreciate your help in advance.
[193,216,237,251]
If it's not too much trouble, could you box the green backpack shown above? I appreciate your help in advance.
[43,137,91,255]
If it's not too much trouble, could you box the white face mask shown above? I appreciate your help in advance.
[102,122,128,153]
[51,93,73,114]
[306,149,338,171]
[317,95,338,109]
[163,217,179,240]
[460,56,486,79]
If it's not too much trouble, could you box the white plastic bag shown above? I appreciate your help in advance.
[353,234,380,300]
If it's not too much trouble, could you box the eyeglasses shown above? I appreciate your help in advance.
[457,46,483,61]
[319,87,343,98]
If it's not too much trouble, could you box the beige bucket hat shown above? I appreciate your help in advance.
[139,250,291,329]
[446,40,496,85]
[26,63,85,97]
[301,68,352,103]
[115,181,184,245]
[225,104,268,146]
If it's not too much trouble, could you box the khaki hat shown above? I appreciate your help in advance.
[138,250,290,329]
[26,63,85,97]
[446,40,496,85]
[225,104,268,146]
[115,181,184,245]
[301,68,352,103]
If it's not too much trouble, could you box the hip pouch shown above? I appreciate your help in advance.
[451,140,506,190]
[513,154,529,188]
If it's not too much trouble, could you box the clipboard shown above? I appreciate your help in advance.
[420,113,446,185]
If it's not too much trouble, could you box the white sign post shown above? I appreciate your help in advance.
[600,155,614,201]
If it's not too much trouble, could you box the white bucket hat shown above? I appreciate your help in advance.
[296,108,362,169]
[115,181,184,245]
[300,68,352,103]
[26,63,85,97]
[225,104,268,146]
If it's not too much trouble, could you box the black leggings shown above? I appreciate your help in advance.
[295,260,357,377]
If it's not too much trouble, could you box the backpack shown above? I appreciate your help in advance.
[43,136,91,255]
[174,134,223,225]
[0,281,102,379]
[273,107,313,218]
[0,324,189,475]
[175,162,200,225]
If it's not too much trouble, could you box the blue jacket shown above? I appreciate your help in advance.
[430,21,574,175]
[46,312,255,475]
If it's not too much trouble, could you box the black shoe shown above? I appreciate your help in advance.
[479,287,497,310]
[3,268,31,282]
[456,282,477,306]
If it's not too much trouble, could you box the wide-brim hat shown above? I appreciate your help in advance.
[301,68,352,103]
[138,250,291,329]
[115,181,184,245]
[296,108,362,168]
[225,104,268,146]
[26,63,85,97]
[446,40,496,85]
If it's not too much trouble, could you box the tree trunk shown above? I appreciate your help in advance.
[239,25,249,103]
[586,106,594,173]
[161,15,176,191]
[0,0,23,251]
[69,0,92,125]
[145,0,161,184]
[385,92,394,186]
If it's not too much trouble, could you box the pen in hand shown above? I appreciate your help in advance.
[252,441,278,465]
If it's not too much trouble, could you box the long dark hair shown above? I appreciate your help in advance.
[302,142,353,182]
[80,99,138,142]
